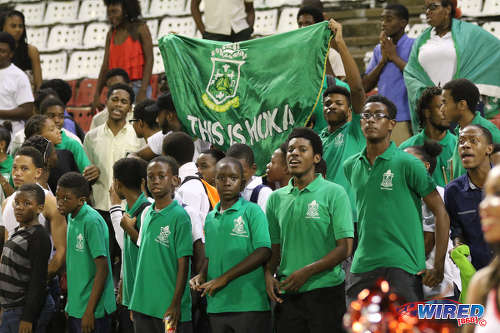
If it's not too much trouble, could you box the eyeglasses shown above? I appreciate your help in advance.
[424,3,442,12]
[360,112,391,120]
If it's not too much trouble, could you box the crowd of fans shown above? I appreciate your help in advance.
[0,0,498,333]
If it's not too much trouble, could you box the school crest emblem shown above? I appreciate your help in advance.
[334,133,344,147]
[230,216,248,237]
[76,233,84,251]
[381,169,394,190]
[202,43,247,113]
[156,226,171,247]
[306,200,320,219]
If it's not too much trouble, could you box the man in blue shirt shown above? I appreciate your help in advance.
[363,4,414,145]
[444,124,494,270]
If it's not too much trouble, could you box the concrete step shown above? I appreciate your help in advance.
[325,5,423,21]
[344,35,380,47]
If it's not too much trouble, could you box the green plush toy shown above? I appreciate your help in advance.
[450,244,476,303]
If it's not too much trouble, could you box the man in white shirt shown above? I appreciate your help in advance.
[132,93,210,161]
[227,143,272,212]
[0,32,33,135]
[191,0,255,42]
[83,83,145,261]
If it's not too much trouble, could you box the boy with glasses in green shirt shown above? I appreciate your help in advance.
[56,172,116,333]
[265,127,354,333]
[129,156,193,333]
[343,95,450,305]
[190,157,272,333]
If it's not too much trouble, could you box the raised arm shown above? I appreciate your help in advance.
[328,19,365,114]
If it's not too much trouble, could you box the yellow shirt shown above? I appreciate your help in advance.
[83,122,145,211]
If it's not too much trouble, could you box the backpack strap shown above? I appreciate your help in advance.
[181,175,215,210]
[250,184,265,204]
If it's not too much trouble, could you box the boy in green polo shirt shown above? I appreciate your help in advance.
[55,172,116,333]
[265,127,354,333]
[190,157,272,333]
[109,157,150,333]
[442,79,500,180]
[129,156,193,333]
[343,95,450,305]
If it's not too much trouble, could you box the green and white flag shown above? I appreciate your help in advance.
[159,22,331,173]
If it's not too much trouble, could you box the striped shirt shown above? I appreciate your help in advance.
[0,224,51,322]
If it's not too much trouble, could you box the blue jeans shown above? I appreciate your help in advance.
[68,315,111,333]
[131,80,152,99]
[36,294,55,333]
[0,307,22,333]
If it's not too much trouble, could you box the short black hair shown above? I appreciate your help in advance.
[0,121,12,148]
[323,85,352,103]
[24,115,49,139]
[200,149,226,162]
[40,79,72,105]
[157,93,176,113]
[34,88,59,110]
[364,94,397,119]
[57,172,90,198]
[216,157,245,180]
[416,86,442,128]
[0,31,15,51]
[443,79,480,112]
[107,83,135,104]
[22,135,54,166]
[15,146,45,169]
[406,140,443,175]
[18,183,45,205]
[297,6,324,24]
[133,99,158,128]
[226,143,255,166]
[493,144,500,154]
[462,124,493,145]
[40,96,65,115]
[441,0,457,19]
[287,127,323,156]
[104,67,130,84]
[103,0,142,21]
[149,155,179,176]
[162,131,194,166]
[384,4,410,21]
[113,157,148,191]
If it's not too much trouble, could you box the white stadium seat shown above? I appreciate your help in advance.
[46,25,84,51]
[483,0,500,16]
[482,22,500,39]
[140,0,150,16]
[152,46,165,74]
[83,23,109,49]
[254,9,278,36]
[65,50,104,80]
[44,1,79,25]
[407,24,429,39]
[40,52,67,80]
[26,27,48,51]
[78,0,107,22]
[146,0,189,17]
[15,2,45,26]
[458,0,483,17]
[277,7,299,33]
[266,0,301,7]
[158,17,196,39]
[146,19,159,43]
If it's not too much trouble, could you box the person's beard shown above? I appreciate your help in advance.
[429,118,449,132]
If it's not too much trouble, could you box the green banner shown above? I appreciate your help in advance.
[159,22,331,173]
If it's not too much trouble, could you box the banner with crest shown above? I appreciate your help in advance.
[159,22,331,173]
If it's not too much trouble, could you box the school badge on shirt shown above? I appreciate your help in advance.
[381,169,394,190]
[230,216,248,237]
[334,133,344,147]
[156,226,171,247]
[76,233,84,252]
[306,200,320,219]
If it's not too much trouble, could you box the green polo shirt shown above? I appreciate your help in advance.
[399,130,457,187]
[451,112,500,180]
[343,142,436,275]
[312,78,351,133]
[204,197,271,313]
[65,203,116,318]
[320,112,364,221]
[122,193,150,307]
[0,154,13,179]
[129,200,192,321]
[56,130,91,173]
[267,175,353,293]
